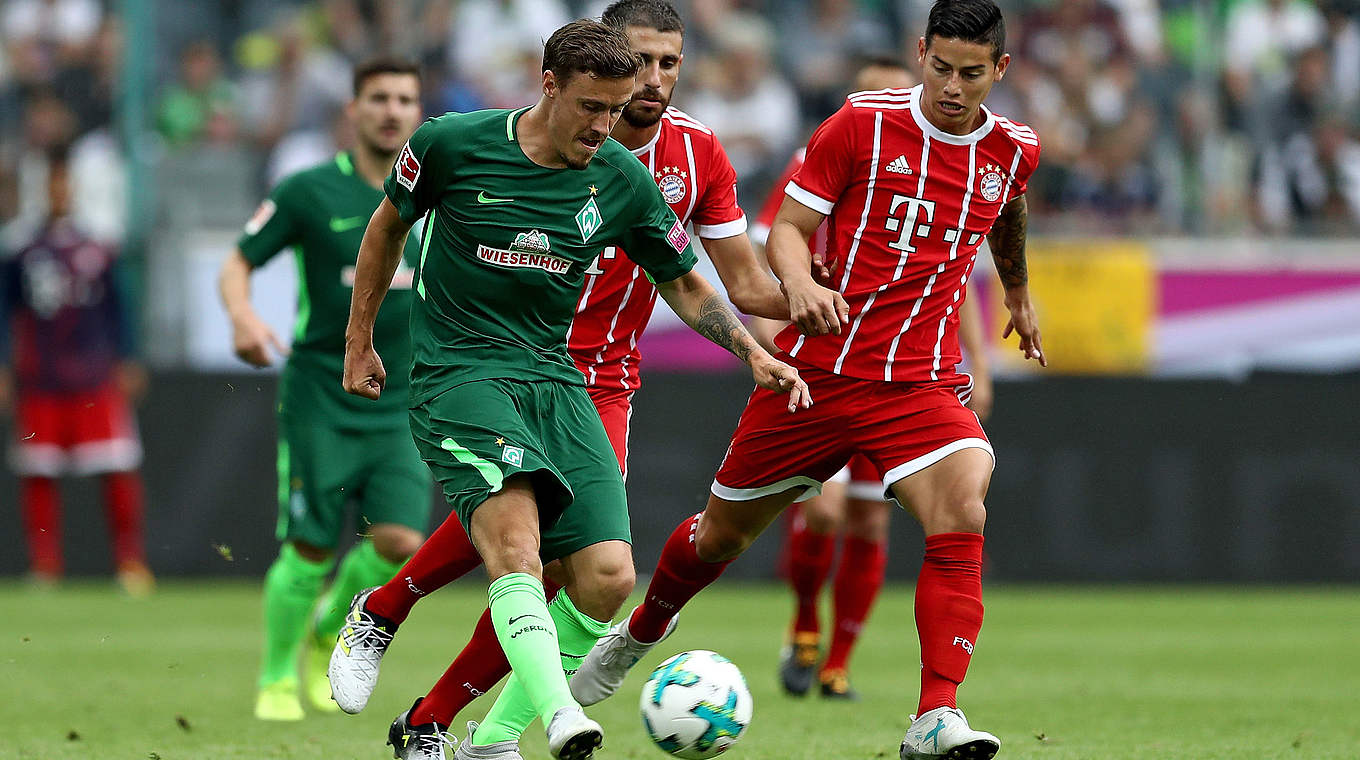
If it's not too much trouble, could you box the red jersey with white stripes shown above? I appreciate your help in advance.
[567,107,746,391]
[776,85,1039,383]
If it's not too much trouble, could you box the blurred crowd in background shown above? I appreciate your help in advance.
[2,0,1360,249]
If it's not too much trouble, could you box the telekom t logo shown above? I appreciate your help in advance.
[884,194,937,253]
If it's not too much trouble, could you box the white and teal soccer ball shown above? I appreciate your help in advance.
[639,650,753,759]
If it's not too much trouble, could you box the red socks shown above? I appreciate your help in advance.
[629,513,732,643]
[367,513,483,624]
[822,535,886,672]
[787,524,835,635]
[102,471,146,567]
[413,579,563,726]
[22,477,61,576]
[915,532,985,714]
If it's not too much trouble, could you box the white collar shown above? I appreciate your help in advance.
[908,84,995,146]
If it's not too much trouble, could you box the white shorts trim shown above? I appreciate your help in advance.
[881,437,994,502]
[847,481,887,502]
[9,443,67,477]
[749,222,770,246]
[826,465,851,484]
[70,438,143,475]
[711,474,824,503]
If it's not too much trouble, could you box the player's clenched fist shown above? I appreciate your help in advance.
[782,278,850,337]
[343,341,386,399]
[751,354,812,413]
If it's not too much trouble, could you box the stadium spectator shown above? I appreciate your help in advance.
[235,13,350,151]
[1,0,102,92]
[447,0,571,107]
[155,39,238,147]
[775,0,895,119]
[684,12,799,190]
[0,144,152,596]
[1222,0,1325,129]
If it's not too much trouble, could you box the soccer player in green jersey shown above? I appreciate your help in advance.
[217,58,431,722]
[335,20,809,760]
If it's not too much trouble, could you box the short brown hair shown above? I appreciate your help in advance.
[542,19,641,85]
[352,56,421,97]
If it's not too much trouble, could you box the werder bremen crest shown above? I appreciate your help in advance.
[511,229,551,254]
[576,197,603,243]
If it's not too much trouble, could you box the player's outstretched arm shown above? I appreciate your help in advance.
[219,249,289,368]
[701,232,790,320]
[657,270,812,413]
[987,194,1046,367]
[343,197,413,400]
[767,197,849,336]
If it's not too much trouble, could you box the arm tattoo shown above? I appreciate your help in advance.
[987,195,1029,289]
[693,293,754,363]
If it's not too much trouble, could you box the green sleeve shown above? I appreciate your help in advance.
[618,163,698,284]
[384,116,458,225]
[237,176,302,266]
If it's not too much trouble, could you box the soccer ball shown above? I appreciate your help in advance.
[639,650,753,759]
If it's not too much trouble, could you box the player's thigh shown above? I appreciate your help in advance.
[887,447,993,535]
[587,387,633,478]
[357,426,433,537]
[67,384,142,476]
[410,380,574,538]
[536,383,630,564]
[711,376,855,504]
[798,475,848,534]
[698,488,804,562]
[277,414,352,549]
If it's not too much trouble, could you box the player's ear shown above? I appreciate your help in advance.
[917,36,927,66]
[543,69,557,99]
[993,53,1010,82]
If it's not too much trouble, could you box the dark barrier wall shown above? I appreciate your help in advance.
[3,371,1358,582]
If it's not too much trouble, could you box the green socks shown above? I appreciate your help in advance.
[474,587,610,744]
[312,540,405,640]
[259,543,333,688]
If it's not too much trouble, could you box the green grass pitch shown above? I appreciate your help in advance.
[3,581,1357,759]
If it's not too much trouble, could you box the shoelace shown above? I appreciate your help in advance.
[341,613,394,671]
[409,728,458,759]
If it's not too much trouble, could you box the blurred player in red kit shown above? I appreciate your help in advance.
[0,145,152,595]
[573,1,1043,757]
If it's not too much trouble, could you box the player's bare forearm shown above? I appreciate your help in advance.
[217,250,256,323]
[702,233,790,320]
[987,194,1029,292]
[346,198,411,345]
[657,271,760,365]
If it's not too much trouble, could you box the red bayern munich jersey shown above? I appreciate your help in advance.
[566,107,746,391]
[776,85,1039,383]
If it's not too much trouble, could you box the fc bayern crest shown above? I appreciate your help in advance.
[978,163,1005,203]
[658,172,687,204]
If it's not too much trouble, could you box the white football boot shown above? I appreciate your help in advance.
[545,706,603,760]
[899,707,1000,760]
[451,721,524,760]
[328,587,398,713]
[569,607,678,705]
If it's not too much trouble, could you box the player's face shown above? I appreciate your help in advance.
[621,26,683,129]
[545,70,634,169]
[917,36,1009,135]
[349,73,422,156]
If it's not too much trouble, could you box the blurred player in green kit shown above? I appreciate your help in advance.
[217,57,431,721]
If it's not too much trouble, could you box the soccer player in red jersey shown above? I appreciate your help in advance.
[752,58,998,703]
[324,2,790,753]
[0,145,154,596]
[573,2,1042,757]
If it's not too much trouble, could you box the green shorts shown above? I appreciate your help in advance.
[409,378,629,562]
[275,415,432,549]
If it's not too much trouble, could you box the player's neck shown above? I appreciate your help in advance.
[610,119,660,152]
[515,102,569,168]
[352,144,397,190]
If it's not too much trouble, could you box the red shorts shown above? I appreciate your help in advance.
[826,454,886,502]
[712,365,990,504]
[10,384,142,477]
[587,386,634,478]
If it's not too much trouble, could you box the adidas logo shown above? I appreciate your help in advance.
[886,155,913,175]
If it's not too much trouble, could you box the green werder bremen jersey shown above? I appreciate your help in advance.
[387,108,698,403]
[238,152,421,427]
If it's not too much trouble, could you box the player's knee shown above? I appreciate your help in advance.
[370,527,423,563]
[694,521,752,563]
[845,502,890,542]
[290,540,332,563]
[936,498,986,534]
[571,560,635,619]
